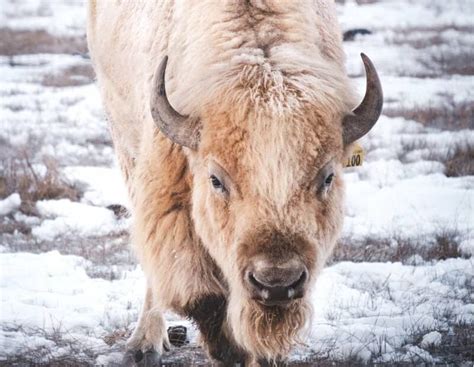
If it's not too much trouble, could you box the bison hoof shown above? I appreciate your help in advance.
[167,325,187,347]
[122,349,162,367]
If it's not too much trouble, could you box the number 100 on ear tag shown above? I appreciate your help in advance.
[344,143,365,168]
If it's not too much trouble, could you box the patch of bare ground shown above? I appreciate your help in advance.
[0,28,87,56]
[384,100,474,131]
[41,63,95,87]
[332,229,467,264]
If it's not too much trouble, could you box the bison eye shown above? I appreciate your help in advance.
[210,174,226,192]
[324,173,335,187]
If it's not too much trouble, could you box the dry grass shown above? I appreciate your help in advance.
[426,322,474,364]
[0,146,83,239]
[385,25,474,78]
[41,64,95,87]
[422,50,474,77]
[444,145,474,177]
[0,231,134,281]
[0,153,81,216]
[395,136,474,178]
[384,100,474,131]
[1,324,108,367]
[332,229,467,264]
[0,28,87,56]
[388,26,474,50]
[0,218,31,235]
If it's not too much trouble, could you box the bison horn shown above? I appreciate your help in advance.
[342,53,383,146]
[150,56,200,150]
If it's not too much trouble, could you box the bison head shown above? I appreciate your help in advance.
[150,55,382,359]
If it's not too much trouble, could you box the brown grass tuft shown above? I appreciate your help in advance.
[41,64,95,87]
[0,153,81,216]
[395,136,474,178]
[443,144,474,177]
[0,28,87,56]
[332,229,467,264]
[422,50,474,77]
[388,26,474,50]
[0,219,31,235]
[384,100,474,131]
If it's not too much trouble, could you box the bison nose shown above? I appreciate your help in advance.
[245,259,308,306]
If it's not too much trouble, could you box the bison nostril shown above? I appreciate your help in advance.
[246,267,308,305]
[248,272,264,289]
[289,270,307,290]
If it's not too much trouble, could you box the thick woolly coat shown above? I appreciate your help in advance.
[88,0,356,362]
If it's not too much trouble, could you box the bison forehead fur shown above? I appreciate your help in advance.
[87,0,381,364]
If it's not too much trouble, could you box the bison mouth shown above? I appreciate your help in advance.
[247,270,307,307]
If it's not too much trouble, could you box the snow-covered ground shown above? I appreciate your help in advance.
[1,0,473,365]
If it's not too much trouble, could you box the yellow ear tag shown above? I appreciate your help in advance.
[344,143,365,168]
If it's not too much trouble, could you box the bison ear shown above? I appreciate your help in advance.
[150,56,201,150]
[342,53,383,146]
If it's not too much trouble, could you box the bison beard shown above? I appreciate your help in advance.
[230,295,311,362]
[185,292,311,365]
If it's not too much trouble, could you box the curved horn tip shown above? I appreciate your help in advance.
[341,53,384,146]
[150,56,200,150]
[159,56,168,78]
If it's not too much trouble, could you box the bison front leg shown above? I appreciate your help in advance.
[185,294,246,366]
[123,287,170,366]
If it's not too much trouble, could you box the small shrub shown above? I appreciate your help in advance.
[333,229,466,264]
[0,28,87,56]
[388,26,473,50]
[42,64,95,87]
[443,145,474,177]
[384,100,474,131]
[1,324,105,367]
[0,153,81,216]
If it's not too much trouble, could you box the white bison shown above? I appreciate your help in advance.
[87,0,382,365]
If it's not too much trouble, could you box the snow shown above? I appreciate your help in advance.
[0,251,183,364]
[0,0,473,364]
[0,251,142,361]
[1,251,472,363]
[63,166,129,208]
[345,173,473,238]
[0,194,21,216]
[0,0,86,36]
[32,199,128,241]
[337,0,474,30]
[420,331,442,348]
